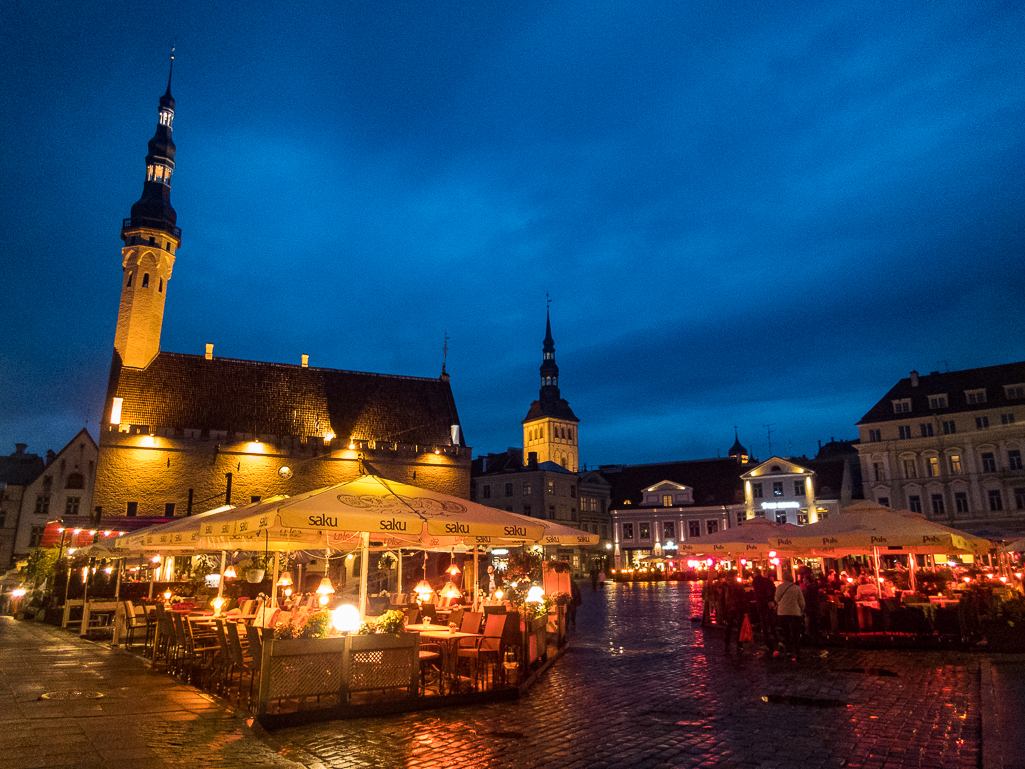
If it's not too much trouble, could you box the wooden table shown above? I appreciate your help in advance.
[416,629,481,694]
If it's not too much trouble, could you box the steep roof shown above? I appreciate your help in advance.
[105,351,464,446]
[600,458,746,508]
[858,361,1025,424]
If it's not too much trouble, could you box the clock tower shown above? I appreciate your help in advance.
[522,309,579,471]
[113,56,181,369]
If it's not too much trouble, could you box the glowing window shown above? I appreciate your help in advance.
[110,397,124,424]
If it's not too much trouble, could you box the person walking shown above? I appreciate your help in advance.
[775,568,806,660]
[597,570,606,590]
[752,568,777,650]
[590,567,599,592]
[723,577,748,653]
[568,578,582,628]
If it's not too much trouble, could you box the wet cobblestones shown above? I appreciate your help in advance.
[275,582,983,769]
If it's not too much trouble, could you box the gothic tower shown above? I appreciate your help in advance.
[114,57,181,369]
[522,309,579,471]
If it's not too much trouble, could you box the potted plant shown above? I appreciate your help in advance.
[246,555,269,583]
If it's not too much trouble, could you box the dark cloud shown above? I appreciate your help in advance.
[1,0,1022,465]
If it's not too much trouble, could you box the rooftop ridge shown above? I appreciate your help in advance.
[159,351,447,383]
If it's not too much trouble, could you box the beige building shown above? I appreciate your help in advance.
[94,67,471,519]
[856,363,1025,532]
[0,444,46,568]
[11,431,97,561]
[471,449,611,572]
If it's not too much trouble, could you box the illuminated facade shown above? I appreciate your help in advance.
[522,310,579,472]
[856,363,1025,532]
[605,456,746,568]
[94,67,470,519]
[740,456,836,525]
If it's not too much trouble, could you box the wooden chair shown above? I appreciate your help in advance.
[446,607,464,628]
[420,604,438,623]
[457,613,507,691]
[225,622,256,707]
[403,606,420,626]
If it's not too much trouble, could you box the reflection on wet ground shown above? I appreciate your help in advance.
[274,581,982,768]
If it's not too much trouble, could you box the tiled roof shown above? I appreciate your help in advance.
[600,458,747,508]
[106,351,464,446]
[857,361,1025,424]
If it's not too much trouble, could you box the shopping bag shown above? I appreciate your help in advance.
[738,614,754,643]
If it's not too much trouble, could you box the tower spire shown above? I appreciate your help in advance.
[114,63,182,369]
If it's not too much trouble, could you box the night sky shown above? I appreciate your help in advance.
[2,1,1022,468]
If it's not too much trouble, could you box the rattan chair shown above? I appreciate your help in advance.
[457,613,507,691]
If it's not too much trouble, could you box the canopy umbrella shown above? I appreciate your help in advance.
[688,518,801,557]
[114,504,237,553]
[481,510,599,548]
[771,501,976,591]
[194,475,546,616]
[1001,538,1025,554]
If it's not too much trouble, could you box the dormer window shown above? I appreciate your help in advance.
[966,389,987,404]
[892,398,912,414]
[1005,384,1025,400]
[928,394,948,409]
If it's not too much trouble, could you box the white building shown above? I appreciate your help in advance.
[856,363,1025,532]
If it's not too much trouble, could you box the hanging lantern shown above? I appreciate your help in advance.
[223,564,237,579]
[414,580,433,601]
[446,562,461,577]
[277,571,293,587]
[441,581,461,599]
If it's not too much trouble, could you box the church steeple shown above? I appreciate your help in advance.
[114,53,182,369]
[522,306,580,471]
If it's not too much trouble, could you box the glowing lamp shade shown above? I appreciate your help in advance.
[494,588,504,601]
[319,594,329,607]
[211,596,225,614]
[441,581,461,599]
[163,590,172,601]
[414,579,433,598]
[525,585,545,603]
[277,572,293,587]
[331,604,361,633]
[223,565,237,579]
[151,555,162,564]
[446,562,461,576]
[316,577,335,596]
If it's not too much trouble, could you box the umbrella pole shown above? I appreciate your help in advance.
[872,547,881,591]
[358,532,370,618]
[473,546,480,611]
[217,551,226,599]
[148,559,156,600]
[397,550,403,596]
[114,559,122,601]
[270,552,280,609]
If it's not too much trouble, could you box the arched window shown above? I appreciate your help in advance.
[539,427,544,439]
[142,273,150,288]
[126,272,133,287]
[158,278,164,292]
[65,472,84,490]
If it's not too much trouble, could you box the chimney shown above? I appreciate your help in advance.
[46,449,56,465]
[910,370,919,387]
[14,443,27,455]
[301,354,309,368]
[205,343,214,360]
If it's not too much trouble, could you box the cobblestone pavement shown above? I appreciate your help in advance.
[274,582,984,769]
[0,616,290,768]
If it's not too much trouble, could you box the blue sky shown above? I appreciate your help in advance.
[1,0,1022,467]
